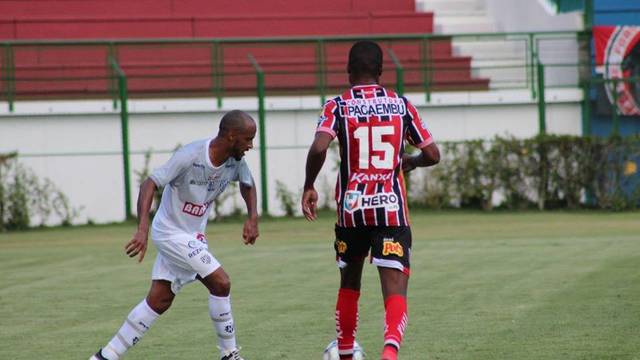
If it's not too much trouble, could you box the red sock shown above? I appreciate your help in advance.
[381,345,398,360]
[336,288,360,358]
[383,295,408,353]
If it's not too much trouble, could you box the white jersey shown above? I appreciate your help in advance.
[149,138,253,238]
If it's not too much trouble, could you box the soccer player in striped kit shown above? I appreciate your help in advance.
[89,110,259,360]
[302,41,440,360]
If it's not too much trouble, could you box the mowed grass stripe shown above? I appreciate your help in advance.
[0,212,638,359]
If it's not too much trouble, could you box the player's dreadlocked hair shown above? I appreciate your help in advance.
[348,40,383,78]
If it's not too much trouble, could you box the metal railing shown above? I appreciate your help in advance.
[0,31,587,111]
[247,54,268,214]
[7,31,640,218]
[110,57,133,220]
[387,48,404,97]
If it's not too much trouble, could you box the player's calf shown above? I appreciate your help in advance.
[201,267,231,296]
[381,344,399,360]
[382,295,407,359]
[210,294,240,357]
[90,299,160,360]
[336,288,360,358]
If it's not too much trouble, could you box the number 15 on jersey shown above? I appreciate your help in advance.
[352,125,398,170]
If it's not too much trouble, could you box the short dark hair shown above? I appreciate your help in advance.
[219,110,253,135]
[348,40,383,78]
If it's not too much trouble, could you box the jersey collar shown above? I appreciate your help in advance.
[351,84,381,89]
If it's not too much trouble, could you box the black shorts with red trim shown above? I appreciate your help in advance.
[334,225,412,276]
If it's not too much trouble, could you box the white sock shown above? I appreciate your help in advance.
[209,294,237,354]
[101,299,160,360]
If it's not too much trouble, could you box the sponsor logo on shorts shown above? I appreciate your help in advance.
[382,239,404,257]
[201,254,212,264]
[192,162,205,169]
[196,233,207,244]
[336,240,347,254]
[188,248,204,258]
[188,234,208,255]
[343,190,399,213]
[182,201,211,217]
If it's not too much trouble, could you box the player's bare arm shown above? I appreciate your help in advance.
[240,181,259,245]
[402,142,440,173]
[302,132,333,221]
[125,177,157,262]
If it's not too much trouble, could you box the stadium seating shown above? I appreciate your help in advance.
[1,0,489,99]
[0,0,417,17]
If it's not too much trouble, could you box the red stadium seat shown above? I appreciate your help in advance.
[1,0,489,99]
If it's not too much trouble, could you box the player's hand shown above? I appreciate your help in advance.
[301,187,319,221]
[242,217,259,245]
[402,154,417,173]
[126,229,149,262]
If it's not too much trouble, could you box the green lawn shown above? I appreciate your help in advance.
[1,211,639,359]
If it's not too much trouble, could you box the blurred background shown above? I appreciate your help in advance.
[0,0,638,227]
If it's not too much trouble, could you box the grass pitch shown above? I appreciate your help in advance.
[1,211,639,359]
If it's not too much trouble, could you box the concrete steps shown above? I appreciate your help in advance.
[417,0,487,12]
[431,14,496,34]
[416,0,530,89]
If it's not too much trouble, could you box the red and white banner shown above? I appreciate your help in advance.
[594,26,640,116]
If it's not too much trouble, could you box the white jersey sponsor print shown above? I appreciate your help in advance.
[150,138,253,238]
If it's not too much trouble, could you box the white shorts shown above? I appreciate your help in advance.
[151,232,221,294]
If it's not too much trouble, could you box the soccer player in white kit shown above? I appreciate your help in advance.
[89,110,259,360]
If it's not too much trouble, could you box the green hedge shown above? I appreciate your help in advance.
[408,135,640,211]
[0,153,80,230]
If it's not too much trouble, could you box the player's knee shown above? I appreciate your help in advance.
[204,270,231,296]
[213,276,231,296]
[340,270,362,289]
[340,263,364,290]
[146,294,174,314]
[340,277,361,290]
[379,267,409,298]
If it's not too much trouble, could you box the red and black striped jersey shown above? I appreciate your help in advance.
[316,84,434,227]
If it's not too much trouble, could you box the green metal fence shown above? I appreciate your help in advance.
[110,57,133,219]
[0,31,587,106]
[247,54,268,215]
[5,30,630,216]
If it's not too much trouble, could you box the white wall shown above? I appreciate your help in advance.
[485,0,583,32]
[0,89,582,224]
